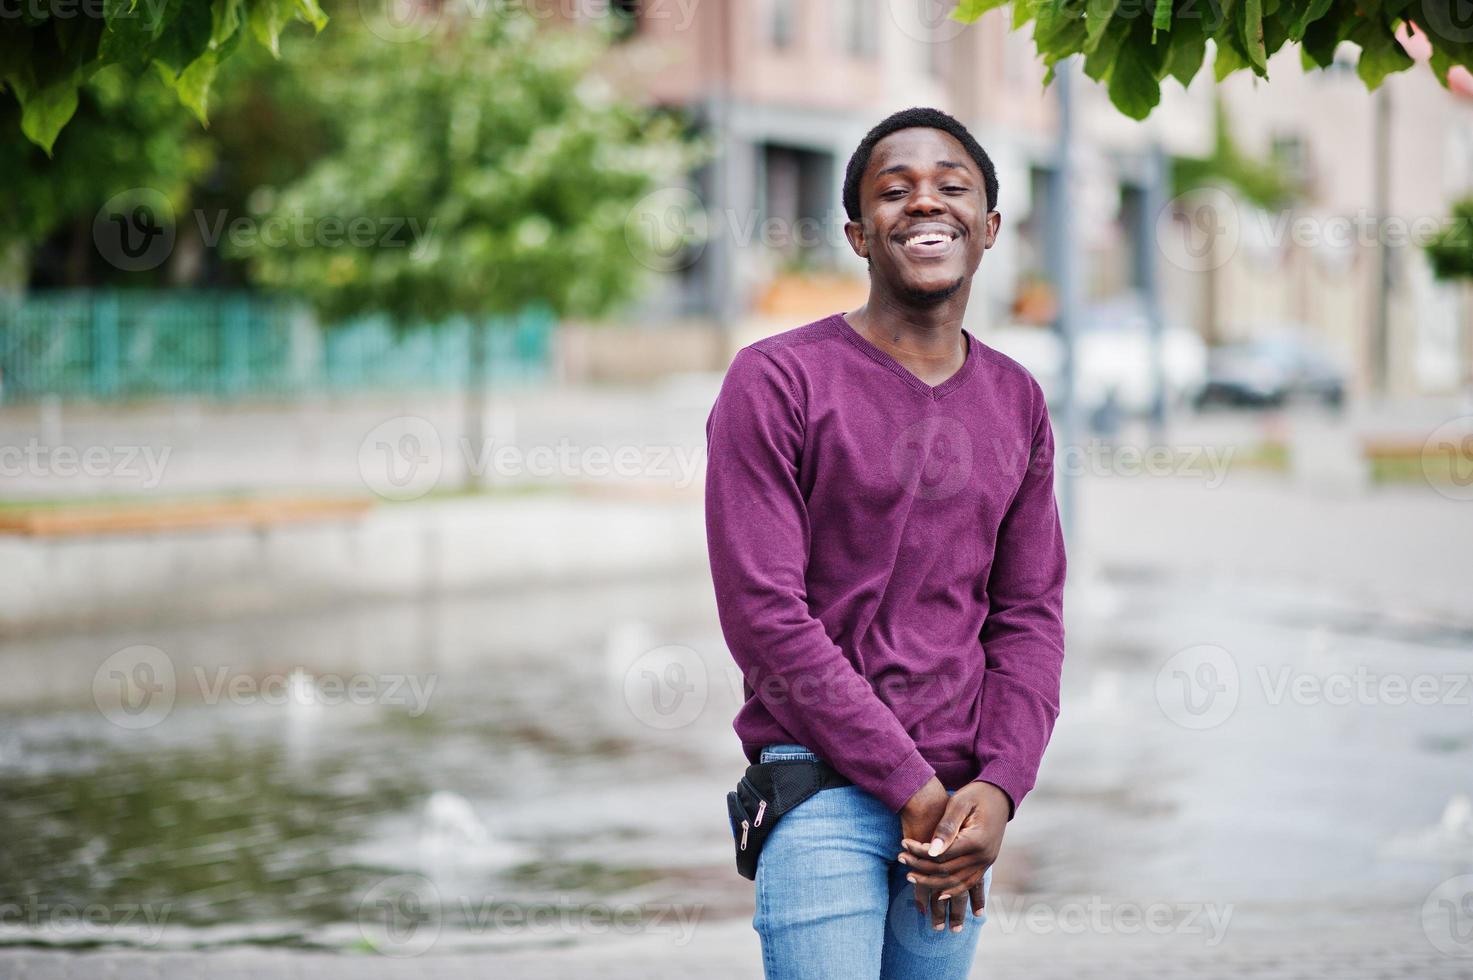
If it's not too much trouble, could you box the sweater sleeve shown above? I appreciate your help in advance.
[705,347,937,812]
[972,385,1067,818]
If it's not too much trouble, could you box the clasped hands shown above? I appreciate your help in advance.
[896,777,1010,934]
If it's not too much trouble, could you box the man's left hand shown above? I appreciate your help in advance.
[897,780,1010,932]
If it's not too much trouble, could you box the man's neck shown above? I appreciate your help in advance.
[845,288,972,386]
[849,284,970,347]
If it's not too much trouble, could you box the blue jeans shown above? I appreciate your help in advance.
[752,744,991,980]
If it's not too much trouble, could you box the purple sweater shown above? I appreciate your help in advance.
[704,312,1066,816]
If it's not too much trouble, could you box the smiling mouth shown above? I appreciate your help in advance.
[895,228,961,259]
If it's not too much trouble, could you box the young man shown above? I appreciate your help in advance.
[704,107,1067,979]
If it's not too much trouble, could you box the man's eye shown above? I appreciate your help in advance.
[882,189,908,199]
[944,186,967,193]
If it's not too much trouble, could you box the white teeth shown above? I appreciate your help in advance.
[903,232,956,247]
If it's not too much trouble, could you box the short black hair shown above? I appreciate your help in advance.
[842,107,998,222]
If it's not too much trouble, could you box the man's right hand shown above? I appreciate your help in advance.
[898,777,950,922]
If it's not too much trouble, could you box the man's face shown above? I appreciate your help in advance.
[845,127,999,305]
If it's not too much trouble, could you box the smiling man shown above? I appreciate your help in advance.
[705,107,1067,979]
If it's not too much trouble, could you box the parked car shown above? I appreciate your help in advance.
[984,296,1207,419]
[1195,330,1346,409]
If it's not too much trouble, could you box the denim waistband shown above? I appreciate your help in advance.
[759,742,818,763]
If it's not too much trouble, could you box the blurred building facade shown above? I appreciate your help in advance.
[1212,34,1473,395]
[585,0,1473,397]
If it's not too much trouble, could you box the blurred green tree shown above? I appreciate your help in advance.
[950,0,1473,119]
[1172,98,1295,210]
[0,65,213,287]
[1424,197,1473,382]
[0,0,327,154]
[1425,197,1473,283]
[230,6,706,486]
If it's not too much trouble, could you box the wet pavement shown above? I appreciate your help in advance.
[1,471,1471,975]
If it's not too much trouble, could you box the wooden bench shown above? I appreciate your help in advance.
[0,496,376,537]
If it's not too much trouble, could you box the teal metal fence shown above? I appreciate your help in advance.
[0,291,555,405]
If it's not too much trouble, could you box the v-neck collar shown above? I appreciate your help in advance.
[830,311,979,400]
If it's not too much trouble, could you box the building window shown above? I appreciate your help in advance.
[761,143,837,272]
[768,0,799,50]
[1271,133,1311,190]
[838,0,876,58]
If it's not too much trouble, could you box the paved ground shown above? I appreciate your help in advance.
[1,908,1468,978]
[3,388,1471,978]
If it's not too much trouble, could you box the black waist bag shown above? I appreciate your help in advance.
[726,759,852,880]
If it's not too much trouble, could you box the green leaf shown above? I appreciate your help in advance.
[1086,0,1124,51]
[1034,0,1090,50]
[98,0,157,67]
[295,0,329,32]
[1239,0,1267,72]
[247,0,299,56]
[19,77,80,154]
[1018,0,1043,31]
[952,0,1011,22]
[211,0,246,47]
[1163,17,1207,85]
[1153,0,1174,34]
[1351,16,1413,88]
[1261,6,1292,57]
[167,49,218,124]
[1108,18,1166,118]
[1084,13,1131,79]
[1286,0,1333,39]
[152,0,214,75]
[1214,36,1250,80]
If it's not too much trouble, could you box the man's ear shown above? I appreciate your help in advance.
[983,210,1002,249]
[843,219,869,262]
